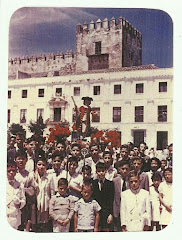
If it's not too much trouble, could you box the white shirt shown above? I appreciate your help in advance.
[105,165,117,181]
[74,198,101,230]
[120,188,151,232]
[25,154,34,172]
[47,168,67,195]
[149,186,161,221]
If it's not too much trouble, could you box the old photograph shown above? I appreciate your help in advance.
[6,7,173,233]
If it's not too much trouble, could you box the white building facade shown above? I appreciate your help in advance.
[8,65,173,150]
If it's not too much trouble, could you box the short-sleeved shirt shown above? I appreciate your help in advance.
[74,198,101,230]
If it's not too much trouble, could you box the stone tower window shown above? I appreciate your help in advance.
[95,41,101,55]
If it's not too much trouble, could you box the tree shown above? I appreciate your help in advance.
[9,123,25,136]
[28,116,46,136]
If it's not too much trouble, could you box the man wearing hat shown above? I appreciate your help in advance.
[73,96,93,138]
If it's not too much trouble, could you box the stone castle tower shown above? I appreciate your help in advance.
[8,17,142,79]
[76,17,142,72]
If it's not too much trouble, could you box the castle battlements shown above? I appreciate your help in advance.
[9,50,74,66]
[76,16,142,37]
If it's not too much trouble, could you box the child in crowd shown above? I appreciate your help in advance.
[33,156,51,232]
[49,178,74,232]
[25,137,37,172]
[7,160,26,230]
[92,162,114,231]
[7,132,25,162]
[146,157,161,187]
[139,142,150,172]
[86,143,102,179]
[158,158,168,181]
[120,170,151,232]
[47,151,67,196]
[82,165,93,182]
[113,160,130,231]
[14,150,35,232]
[70,143,84,173]
[74,180,101,232]
[132,156,149,191]
[114,144,129,170]
[67,157,83,201]
[159,168,173,229]
[103,151,117,181]
[149,172,162,231]
[55,140,68,169]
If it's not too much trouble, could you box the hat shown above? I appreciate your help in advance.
[81,96,93,101]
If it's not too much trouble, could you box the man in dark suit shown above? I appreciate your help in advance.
[113,160,130,231]
[7,132,25,161]
[92,162,114,232]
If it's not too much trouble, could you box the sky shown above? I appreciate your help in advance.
[9,7,173,68]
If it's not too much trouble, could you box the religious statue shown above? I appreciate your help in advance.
[72,96,94,138]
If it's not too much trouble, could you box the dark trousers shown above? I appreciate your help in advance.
[113,216,121,232]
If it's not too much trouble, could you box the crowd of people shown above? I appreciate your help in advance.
[7,131,173,232]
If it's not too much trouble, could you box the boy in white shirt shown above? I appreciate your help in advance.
[74,180,101,232]
[120,170,151,232]
[7,160,26,230]
[47,151,67,196]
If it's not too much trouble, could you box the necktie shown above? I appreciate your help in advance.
[99,180,103,191]
[122,178,126,191]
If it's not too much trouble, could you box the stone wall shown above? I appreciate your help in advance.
[8,51,76,79]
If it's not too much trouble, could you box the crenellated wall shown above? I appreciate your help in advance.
[8,16,142,79]
[8,50,76,79]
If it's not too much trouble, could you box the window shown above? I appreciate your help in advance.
[22,89,27,98]
[37,109,44,121]
[56,88,62,96]
[93,86,100,95]
[114,85,121,94]
[74,87,80,96]
[135,106,144,122]
[158,105,167,122]
[8,109,10,123]
[113,107,121,122]
[95,41,101,55]
[38,89,44,97]
[136,83,144,93]
[20,109,27,123]
[8,90,11,99]
[54,108,61,122]
[92,108,100,122]
[157,131,168,150]
[159,82,167,92]
[133,131,144,147]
